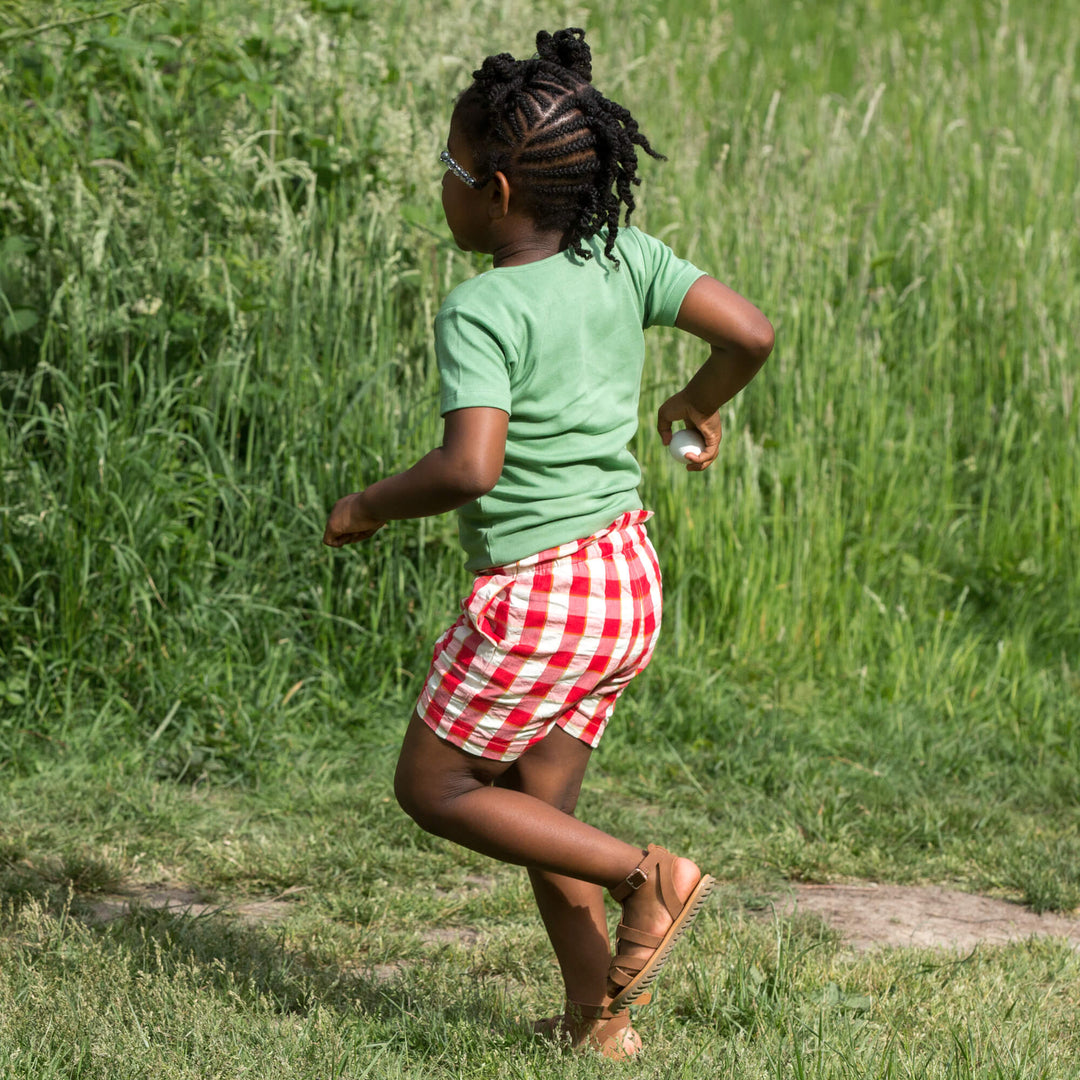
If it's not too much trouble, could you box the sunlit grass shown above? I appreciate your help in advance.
[1,0,1075,770]
[2,756,1080,1077]
[1,0,1079,1074]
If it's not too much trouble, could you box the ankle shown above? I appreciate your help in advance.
[562,976,611,1009]
[612,846,703,922]
[608,847,650,902]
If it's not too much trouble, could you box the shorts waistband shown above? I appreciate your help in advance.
[481,509,653,575]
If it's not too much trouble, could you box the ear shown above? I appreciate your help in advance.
[487,170,511,220]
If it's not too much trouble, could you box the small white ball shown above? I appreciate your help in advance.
[668,428,705,462]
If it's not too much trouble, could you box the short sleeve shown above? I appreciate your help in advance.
[435,303,513,416]
[620,228,706,329]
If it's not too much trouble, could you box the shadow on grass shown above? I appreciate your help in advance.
[103,903,397,1014]
[0,846,125,910]
[1,872,527,1059]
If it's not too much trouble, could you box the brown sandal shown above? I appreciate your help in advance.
[532,1000,642,1059]
[607,844,716,1007]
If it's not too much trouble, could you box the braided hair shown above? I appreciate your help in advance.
[454,28,664,264]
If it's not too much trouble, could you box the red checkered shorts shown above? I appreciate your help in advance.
[417,510,663,761]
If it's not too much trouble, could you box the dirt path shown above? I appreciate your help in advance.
[86,883,299,925]
[773,882,1080,951]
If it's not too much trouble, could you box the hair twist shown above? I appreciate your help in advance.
[535,27,592,82]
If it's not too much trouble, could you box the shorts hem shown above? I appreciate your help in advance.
[418,708,608,763]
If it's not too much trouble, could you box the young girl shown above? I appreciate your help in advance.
[324,28,773,1059]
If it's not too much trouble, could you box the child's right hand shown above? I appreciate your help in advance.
[656,392,722,471]
[322,492,386,546]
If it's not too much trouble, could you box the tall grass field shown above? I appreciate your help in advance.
[1,0,1078,1076]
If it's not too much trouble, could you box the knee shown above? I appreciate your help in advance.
[393,755,465,836]
[393,758,436,830]
[393,712,501,835]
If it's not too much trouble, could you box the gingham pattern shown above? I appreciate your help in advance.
[417,510,662,761]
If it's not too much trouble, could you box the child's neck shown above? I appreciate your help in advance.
[491,225,565,268]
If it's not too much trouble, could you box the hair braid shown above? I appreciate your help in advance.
[456,28,664,264]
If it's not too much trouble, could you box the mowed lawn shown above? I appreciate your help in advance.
[1,1,1078,1076]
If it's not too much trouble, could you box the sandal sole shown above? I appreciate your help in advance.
[610,872,716,1007]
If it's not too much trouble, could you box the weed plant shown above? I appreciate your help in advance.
[1,0,1079,1075]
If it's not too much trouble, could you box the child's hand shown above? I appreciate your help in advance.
[657,392,722,471]
[323,492,386,546]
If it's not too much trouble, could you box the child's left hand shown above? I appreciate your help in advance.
[657,392,722,471]
[323,492,386,546]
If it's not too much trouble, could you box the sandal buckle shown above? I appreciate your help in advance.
[623,867,648,891]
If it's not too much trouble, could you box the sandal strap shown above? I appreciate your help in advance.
[608,963,644,989]
[614,921,663,948]
[653,843,680,919]
[610,844,683,916]
[565,1000,627,1022]
[609,950,652,979]
[610,847,651,903]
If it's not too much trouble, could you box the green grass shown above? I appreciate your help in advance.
[2,0,1079,1074]
[2,756,1080,1078]
[2,895,1079,1078]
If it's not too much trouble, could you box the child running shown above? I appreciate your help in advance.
[323,27,773,1059]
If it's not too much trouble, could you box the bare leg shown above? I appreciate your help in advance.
[394,711,644,885]
[394,713,703,985]
[494,727,611,1006]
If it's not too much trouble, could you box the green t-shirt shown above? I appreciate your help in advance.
[436,226,704,571]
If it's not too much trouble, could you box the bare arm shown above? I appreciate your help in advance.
[322,407,508,546]
[658,275,774,471]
